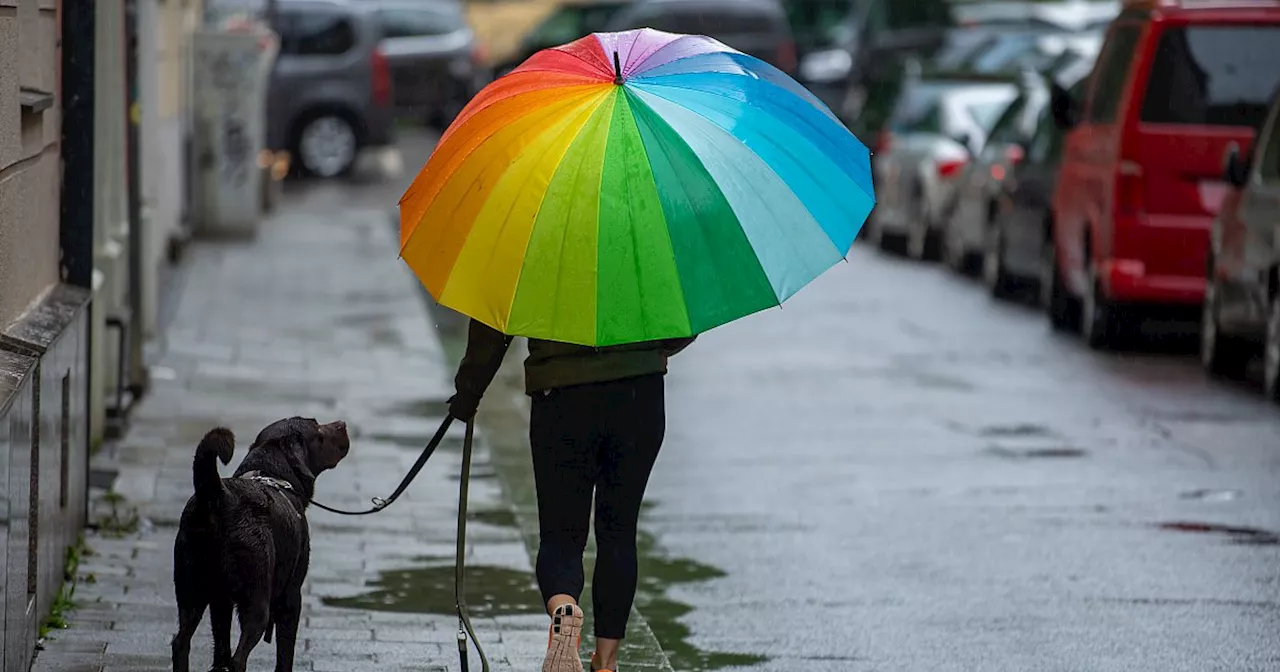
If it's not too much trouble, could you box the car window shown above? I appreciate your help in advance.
[525,3,626,51]
[278,10,357,55]
[377,6,465,39]
[783,0,855,50]
[1260,103,1280,184]
[1026,104,1063,164]
[1140,26,1280,129]
[633,7,779,36]
[1085,23,1141,124]
[966,98,1013,133]
[985,95,1028,147]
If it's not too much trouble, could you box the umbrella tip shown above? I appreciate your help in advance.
[613,51,623,85]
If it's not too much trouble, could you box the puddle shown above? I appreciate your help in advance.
[979,423,1054,438]
[469,508,518,529]
[1179,489,1242,502]
[630,529,768,671]
[368,325,403,347]
[1156,521,1280,546]
[323,564,544,617]
[985,446,1087,460]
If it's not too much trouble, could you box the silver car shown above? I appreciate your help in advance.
[268,0,396,178]
[865,75,1018,261]
[371,0,483,127]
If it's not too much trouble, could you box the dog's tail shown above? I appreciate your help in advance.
[194,428,235,503]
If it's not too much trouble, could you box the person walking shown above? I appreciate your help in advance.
[448,318,695,672]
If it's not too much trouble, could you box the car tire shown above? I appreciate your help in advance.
[1200,277,1251,379]
[982,220,1015,299]
[1041,235,1074,332]
[1081,259,1122,350]
[293,112,360,179]
[1262,289,1280,403]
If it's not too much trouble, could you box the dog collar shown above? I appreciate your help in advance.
[239,471,294,492]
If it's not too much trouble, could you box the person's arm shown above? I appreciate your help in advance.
[449,319,514,420]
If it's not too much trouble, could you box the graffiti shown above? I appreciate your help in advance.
[220,114,251,187]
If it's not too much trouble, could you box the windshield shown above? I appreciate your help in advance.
[783,0,856,50]
[523,3,627,52]
[1141,25,1280,128]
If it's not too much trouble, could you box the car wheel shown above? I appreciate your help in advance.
[295,114,359,179]
[983,220,1015,299]
[1263,290,1280,402]
[1081,259,1121,350]
[1200,277,1251,378]
[1041,236,1074,331]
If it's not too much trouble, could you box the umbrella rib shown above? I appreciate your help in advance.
[633,78,873,206]
[633,84,862,255]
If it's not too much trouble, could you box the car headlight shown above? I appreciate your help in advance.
[799,49,852,84]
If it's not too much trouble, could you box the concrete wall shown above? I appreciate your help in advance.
[0,0,61,330]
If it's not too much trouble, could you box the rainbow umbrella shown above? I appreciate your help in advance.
[399,29,874,346]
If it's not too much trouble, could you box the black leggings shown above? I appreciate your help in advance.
[530,374,665,640]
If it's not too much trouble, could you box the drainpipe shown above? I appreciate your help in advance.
[60,0,95,522]
[125,0,148,398]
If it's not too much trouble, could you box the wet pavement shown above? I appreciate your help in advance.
[644,250,1280,671]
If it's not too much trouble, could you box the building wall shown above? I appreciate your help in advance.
[0,0,61,330]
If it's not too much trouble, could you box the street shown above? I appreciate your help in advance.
[353,128,1279,671]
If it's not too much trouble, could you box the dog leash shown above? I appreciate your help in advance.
[310,414,490,672]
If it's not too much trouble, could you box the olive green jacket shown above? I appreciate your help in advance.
[455,319,696,397]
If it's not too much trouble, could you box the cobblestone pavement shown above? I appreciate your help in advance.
[32,195,558,672]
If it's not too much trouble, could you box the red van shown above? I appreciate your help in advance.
[1042,0,1280,349]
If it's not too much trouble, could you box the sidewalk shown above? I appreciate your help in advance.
[31,200,553,672]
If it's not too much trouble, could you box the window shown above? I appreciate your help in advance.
[278,11,357,55]
[377,6,465,39]
[526,3,626,51]
[985,95,1029,148]
[637,9,775,37]
[1140,26,1280,128]
[1259,102,1280,184]
[1027,104,1064,165]
[1085,23,1141,124]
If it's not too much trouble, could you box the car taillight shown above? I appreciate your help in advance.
[1115,159,1144,216]
[371,46,391,107]
[1005,144,1025,165]
[777,40,797,75]
[937,158,967,179]
[874,131,892,155]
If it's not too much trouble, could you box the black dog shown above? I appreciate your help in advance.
[171,417,350,672]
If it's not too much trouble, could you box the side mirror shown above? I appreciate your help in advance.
[1223,143,1250,188]
[1049,81,1078,130]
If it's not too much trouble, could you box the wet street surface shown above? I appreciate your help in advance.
[343,128,1279,671]
[650,248,1280,671]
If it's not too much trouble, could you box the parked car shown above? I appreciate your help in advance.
[1046,0,1280,349]
[268,0,395,178]
[866,72,1019,260]
[1201,89,1280,401]
[372,0,484,128]
[945,43,1100,273]
[493,0,798,78]
[951,0,1119,32]
[982,76,1089,300]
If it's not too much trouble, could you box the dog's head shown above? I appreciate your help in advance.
[241,417,350,497]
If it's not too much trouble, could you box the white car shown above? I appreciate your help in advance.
[866,77,1018,261]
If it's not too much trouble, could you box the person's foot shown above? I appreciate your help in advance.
[542,603,584,672]
[589,653,616,672]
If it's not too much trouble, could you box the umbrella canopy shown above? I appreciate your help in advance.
[400,29,874,347]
